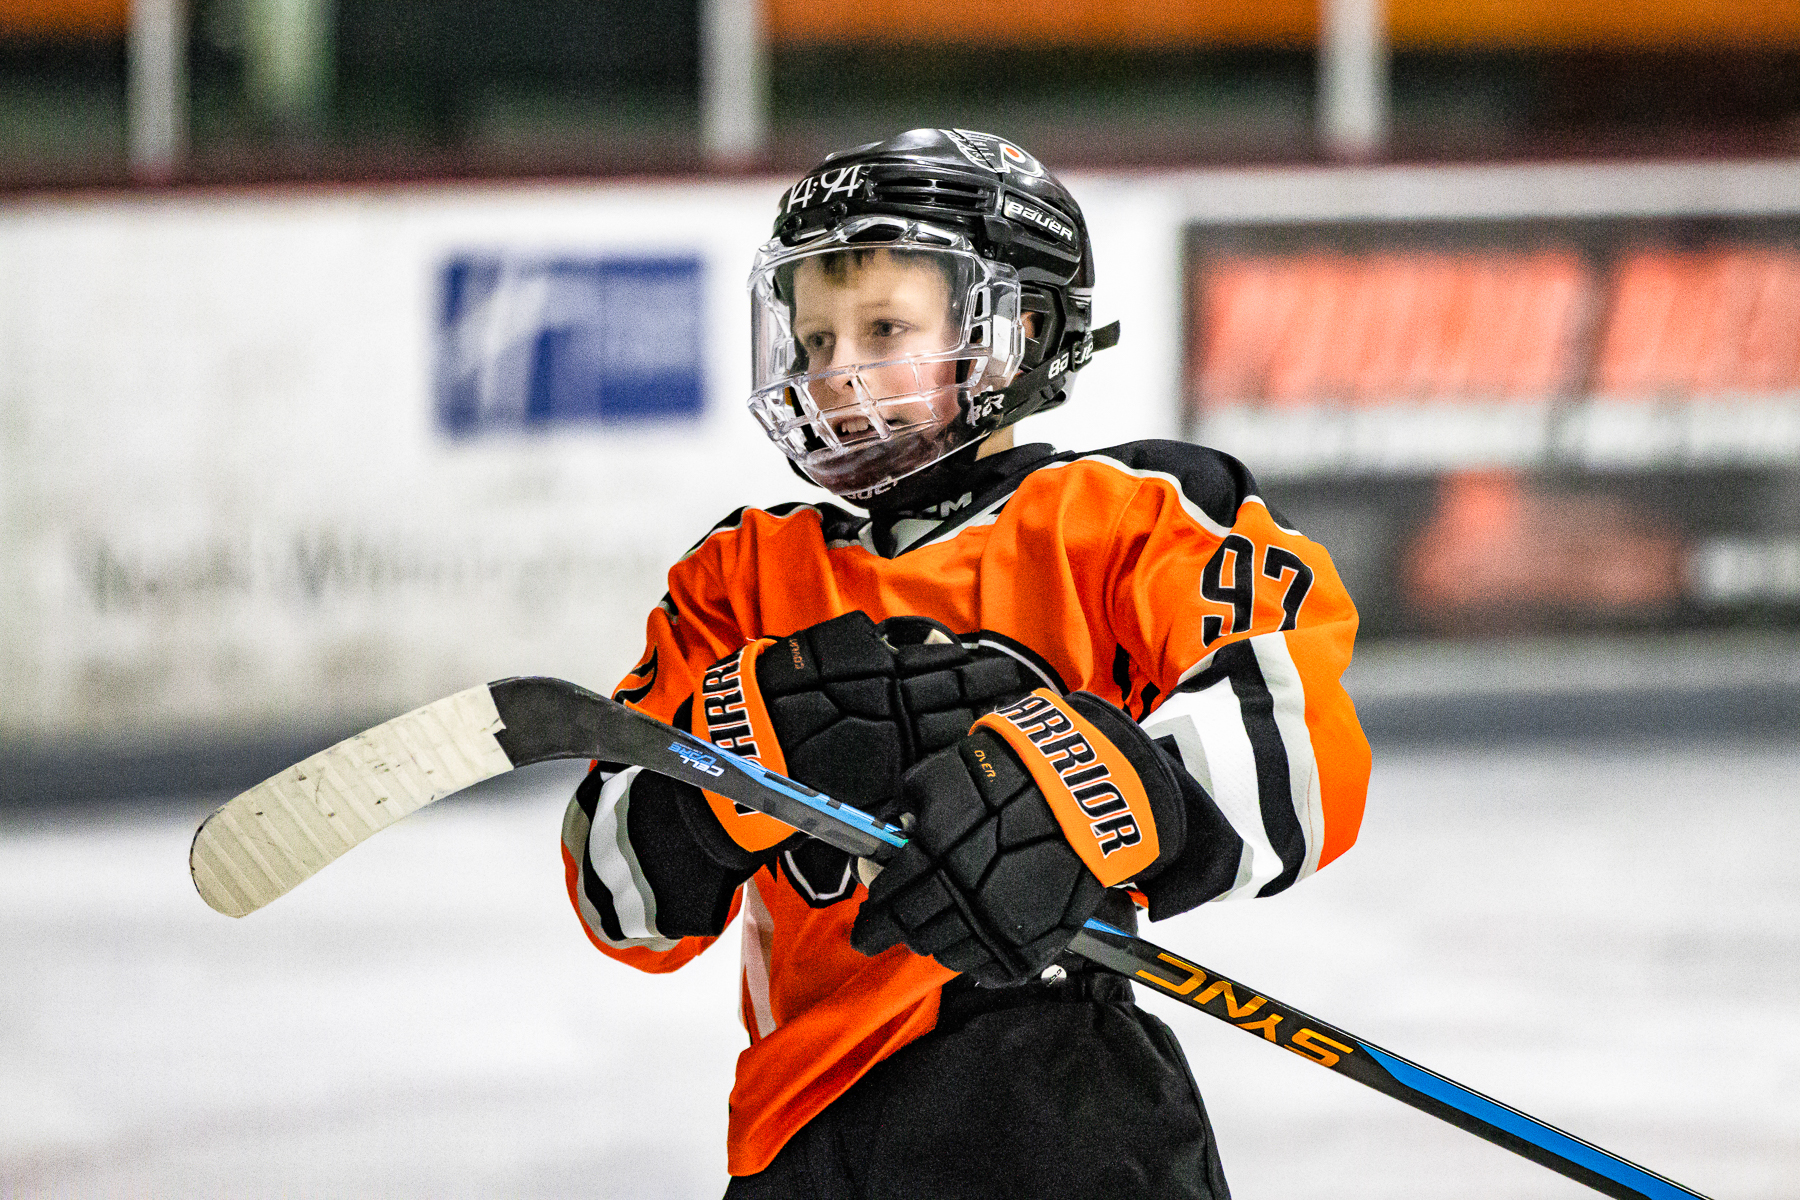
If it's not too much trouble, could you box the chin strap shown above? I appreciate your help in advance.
[968,320,1120,432]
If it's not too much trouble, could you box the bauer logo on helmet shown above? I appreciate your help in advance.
[1002,198,1077,243]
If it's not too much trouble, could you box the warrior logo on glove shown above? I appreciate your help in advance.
[851,687,1188,987]
[974,689,1160,884]
[693,638,796,852]
[699,646,774,761]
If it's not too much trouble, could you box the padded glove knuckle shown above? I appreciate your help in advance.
[904,750,988,845]
[698,610,1045,919]
[898,670,963,713]
[822,676,893,720]
[983,841,1080,941]
[852,689,1189,987]
[997,788,1061,847]
[911,712,974,756]
[728,611,1038,822]
[942,818,999,892]
[895,871,957,929]
[772,690,839,743]
[853,734,1106,986]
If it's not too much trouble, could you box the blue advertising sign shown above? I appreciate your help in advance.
[436,254,704,433]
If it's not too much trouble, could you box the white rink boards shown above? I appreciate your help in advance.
[2,739,1794,1199]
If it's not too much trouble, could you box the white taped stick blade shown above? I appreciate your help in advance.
[189,685,514,917]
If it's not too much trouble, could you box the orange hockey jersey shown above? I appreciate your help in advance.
[560,439,1371,1175]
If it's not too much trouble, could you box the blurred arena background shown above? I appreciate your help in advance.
[2,2,1797,1197]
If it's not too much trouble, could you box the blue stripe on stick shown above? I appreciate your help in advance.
[716,747,908,849]
[1361,1046,1706,1200]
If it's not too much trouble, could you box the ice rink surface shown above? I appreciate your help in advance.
[3,739,1796,1199]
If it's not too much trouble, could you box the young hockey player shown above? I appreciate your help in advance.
[561,128,1370,1198]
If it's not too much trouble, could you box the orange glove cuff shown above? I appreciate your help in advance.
[691,639,795,853]
[972,688,1160,887]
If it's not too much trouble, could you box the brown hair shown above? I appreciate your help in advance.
[775,247,960,304]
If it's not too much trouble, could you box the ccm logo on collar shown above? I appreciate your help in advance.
[973,689,1159,887]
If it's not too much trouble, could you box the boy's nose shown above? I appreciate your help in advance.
[818,337,865,375]
[808,359,860,411]
[814,342,867,395]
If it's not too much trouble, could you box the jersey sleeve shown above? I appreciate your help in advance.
[559,515,759,973]
[1097,443,1371,919]
[561,759,751,972]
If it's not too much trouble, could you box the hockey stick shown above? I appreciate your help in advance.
[191,677,1709,1200]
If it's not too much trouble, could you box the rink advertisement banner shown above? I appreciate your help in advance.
[1183,214,1800,638]
[8,164,1797,751]
[436,254,706,434]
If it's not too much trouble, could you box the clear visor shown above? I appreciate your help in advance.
[747,217,1024,499]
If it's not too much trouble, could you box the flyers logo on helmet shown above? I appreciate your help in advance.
[994,140,1045,176]
[943,128,1045,177]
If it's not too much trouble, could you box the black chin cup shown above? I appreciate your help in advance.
[854,438,993,513]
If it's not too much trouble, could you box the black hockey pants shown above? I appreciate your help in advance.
[723,973,1231,1200]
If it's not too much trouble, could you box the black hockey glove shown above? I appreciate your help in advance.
[849,690,1187,987]
[692,610,1042,838]
[687,610,1043,907]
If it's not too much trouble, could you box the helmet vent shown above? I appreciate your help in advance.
[874,175,989,214]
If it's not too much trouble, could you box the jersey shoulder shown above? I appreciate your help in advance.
[1028,439,1262,532]
[675,499,868,565]
[654,498,870,625]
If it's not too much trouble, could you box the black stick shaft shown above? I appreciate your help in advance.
[1067,924,1707,1200]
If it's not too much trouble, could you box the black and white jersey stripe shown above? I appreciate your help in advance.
[1141,633,1323,901]
[563,765,683,952]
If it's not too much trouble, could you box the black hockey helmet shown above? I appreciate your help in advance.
[746,129,1118,502]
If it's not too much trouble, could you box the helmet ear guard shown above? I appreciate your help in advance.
[1019,287,1059,366]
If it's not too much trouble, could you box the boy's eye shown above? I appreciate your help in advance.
[871,319,905,338]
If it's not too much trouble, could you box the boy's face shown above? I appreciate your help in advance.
[789,250,962,441]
